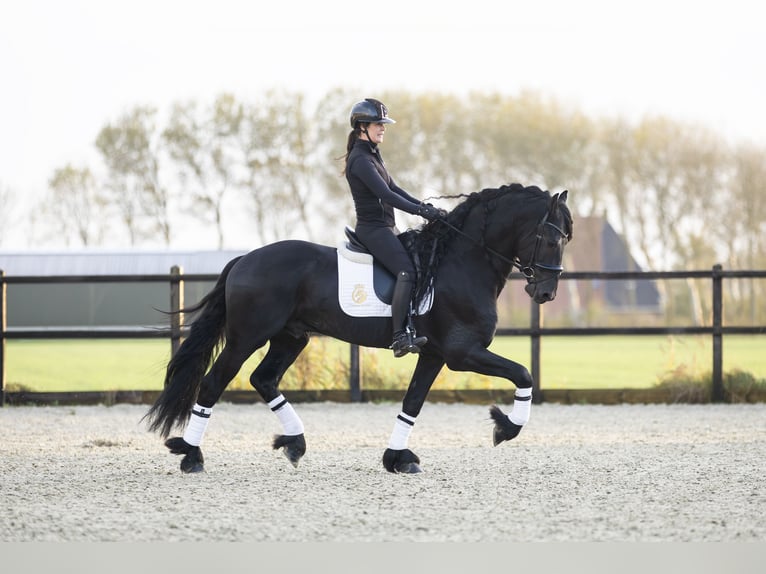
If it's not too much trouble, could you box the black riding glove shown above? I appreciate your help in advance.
[417,203,445,221]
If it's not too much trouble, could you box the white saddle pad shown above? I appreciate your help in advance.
[336,242,433,318]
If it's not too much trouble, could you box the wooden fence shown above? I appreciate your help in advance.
[1,265,764,407]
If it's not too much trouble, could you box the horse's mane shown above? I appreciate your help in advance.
[400,183,570,307]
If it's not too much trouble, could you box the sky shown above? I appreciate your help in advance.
[1,0,764,249]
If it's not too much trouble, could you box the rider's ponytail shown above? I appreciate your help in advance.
[340,128,360,176]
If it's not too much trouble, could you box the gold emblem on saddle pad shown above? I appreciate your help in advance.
[351,284,368,304]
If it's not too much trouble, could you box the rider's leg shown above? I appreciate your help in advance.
[390,271,427,357]
[354,225,428,357]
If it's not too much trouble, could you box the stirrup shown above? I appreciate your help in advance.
[390,329,428,358]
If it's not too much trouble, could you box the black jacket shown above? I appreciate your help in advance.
[345,139,422,227]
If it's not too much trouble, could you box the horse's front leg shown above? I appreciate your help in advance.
[445,343,533,445]
[382,353,444,474]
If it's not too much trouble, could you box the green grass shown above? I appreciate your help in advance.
[363,334,766,390]
[4,339,173,392]
[3,335,764,393]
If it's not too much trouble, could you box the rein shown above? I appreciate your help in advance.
[433,211,567,280]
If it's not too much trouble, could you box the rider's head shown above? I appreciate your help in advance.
[349,98,396,130]
[343,98,396,171]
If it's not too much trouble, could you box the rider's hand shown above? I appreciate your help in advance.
[425,203,448,218]
[418,203,445,221]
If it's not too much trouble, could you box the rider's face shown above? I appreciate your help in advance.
[362,122,386,144]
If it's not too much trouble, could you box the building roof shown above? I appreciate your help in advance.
[0,250,247,276]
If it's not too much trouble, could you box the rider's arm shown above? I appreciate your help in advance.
[351,158,422,215]
[389,178,423,206]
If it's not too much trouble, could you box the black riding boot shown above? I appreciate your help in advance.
[390,271,428,357]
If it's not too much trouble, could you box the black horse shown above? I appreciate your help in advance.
[144,183,572,473]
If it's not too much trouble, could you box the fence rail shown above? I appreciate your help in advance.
[1,265,765,407]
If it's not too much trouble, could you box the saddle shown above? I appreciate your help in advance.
[336,227,433,318]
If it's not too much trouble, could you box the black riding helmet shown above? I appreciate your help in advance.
[349,98,396,128]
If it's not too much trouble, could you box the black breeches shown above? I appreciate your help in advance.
[354,224,415,277]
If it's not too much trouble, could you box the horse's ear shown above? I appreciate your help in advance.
[549,190,568,213]
[555,190,572,240]
[549,190,564,211]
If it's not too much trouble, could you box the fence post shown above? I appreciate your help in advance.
[711,264,724,402]
[531,300,542,404]
[349,344,362,402]
[170,266,185,361]
[0,270,5,407]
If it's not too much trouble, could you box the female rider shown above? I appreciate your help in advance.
[343,98,443,357]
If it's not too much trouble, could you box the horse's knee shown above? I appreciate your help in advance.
[250,373,278,402]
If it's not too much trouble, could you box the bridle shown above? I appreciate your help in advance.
[519,210,569,279]
[434,209,569,281]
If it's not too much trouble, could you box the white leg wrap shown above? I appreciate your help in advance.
[268,394,304,435]
[509,387,532,426]
[183,403,213,446]
[388,412,416,450]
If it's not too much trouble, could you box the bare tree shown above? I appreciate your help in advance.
[725,144,766,322]
[238,90,324,245]
[45,165,106,246]
[381,92,476,210]
[95,106,171,246]
[728,144,766,268]
[163,94,244,248]
[311,88,359,242]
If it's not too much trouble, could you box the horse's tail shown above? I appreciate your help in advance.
[143,255,243,438]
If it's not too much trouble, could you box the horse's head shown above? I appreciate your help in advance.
[518,190,572,304]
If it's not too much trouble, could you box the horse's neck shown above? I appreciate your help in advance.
[459,203,518,258]
[439,220,512,291]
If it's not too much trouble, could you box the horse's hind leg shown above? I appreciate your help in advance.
[250,331,310,467]
[168,339,264,473]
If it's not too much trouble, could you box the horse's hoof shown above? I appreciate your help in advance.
[272,434,306,468]
[382,448,422,474]
[180,458,205,473]
[395,462,422,474]
[164,437,205,472]
[489,405,522,445]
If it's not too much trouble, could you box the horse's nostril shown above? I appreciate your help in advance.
[536,291,556,303]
